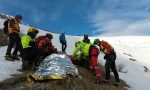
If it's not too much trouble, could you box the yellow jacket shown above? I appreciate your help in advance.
[73,42,91,57]
[21,35,33,49]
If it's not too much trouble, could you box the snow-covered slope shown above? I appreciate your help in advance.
[0,16,150,90]
[91,36,150,90]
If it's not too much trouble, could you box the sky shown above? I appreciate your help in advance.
[0,0,150,36]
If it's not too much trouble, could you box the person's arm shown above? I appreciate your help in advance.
[29,41,36,47]
[88,39,91,44]
[72,45,81,58]
[101,41,111,55]
[73,48,79,57]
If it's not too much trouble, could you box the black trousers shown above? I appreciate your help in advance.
[6,33,23,56]
[22,47,37,70]
[61,42,67,52]
[105,51,120,82]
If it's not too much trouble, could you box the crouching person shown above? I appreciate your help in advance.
[93,39,120,86]
[21,27,39,70]
[72,41,103,83]
[34,33,58,68]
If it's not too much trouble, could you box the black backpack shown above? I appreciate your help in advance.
[3,19,9,35]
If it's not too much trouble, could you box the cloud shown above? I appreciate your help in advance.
[88,0,150,36]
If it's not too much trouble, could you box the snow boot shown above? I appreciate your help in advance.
[11,55,20,60]
[4,55,14,61]
[114,82,121,86]
[103,79,111,85]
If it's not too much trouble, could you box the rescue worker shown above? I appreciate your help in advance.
[5,15,23,61]
[82,34,91,44]
[72,41,103,83]
[59,32,67,53]
[21,27,39,70]
[93,38,120,86]
[34,33,57,67]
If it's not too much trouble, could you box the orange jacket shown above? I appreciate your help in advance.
[99,40,114,55]
[8,19,20,34]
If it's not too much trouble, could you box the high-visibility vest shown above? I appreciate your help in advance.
[21,35,33,48]
[73,42,91,57]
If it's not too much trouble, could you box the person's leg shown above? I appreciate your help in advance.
[62,43,64,52]
[21,50,30,70]
[60,42,63,52]
[5,35,15,60]
[6,35,14,56]
[64,43,67,52]
[90,47,103,81]
[105,60,111,80]
[33,49,44,67]
[12,35,21,60]
[111,61,120,82]
[12,35,23,54]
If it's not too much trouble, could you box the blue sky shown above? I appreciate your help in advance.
[0,0,150,36]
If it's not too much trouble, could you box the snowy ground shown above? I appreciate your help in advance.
[0,46,22,81]
[1,18,150,90]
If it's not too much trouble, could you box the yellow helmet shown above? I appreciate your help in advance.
[28,27,37,33]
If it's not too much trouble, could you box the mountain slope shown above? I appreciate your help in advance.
[0,66,128,90]
[0,14,150,90]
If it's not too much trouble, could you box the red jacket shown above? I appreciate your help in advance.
[35,36,55,53]
[99,40,114,55]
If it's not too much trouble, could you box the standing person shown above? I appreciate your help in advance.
[82,34,91,44]
[21,27,39,70]
[34,33,57,67]
[4,15,23,61]
[59,32,67,53]
[72,41,103,83]
[93,39,120,86]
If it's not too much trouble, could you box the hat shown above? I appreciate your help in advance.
[15,15,22,20]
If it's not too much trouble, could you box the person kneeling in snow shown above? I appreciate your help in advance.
[21,27,39,70]
[93,39,120,86]
[34,33,58,67]
[72,41,103,83]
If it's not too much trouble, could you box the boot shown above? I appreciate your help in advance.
[4,55,14,61]
[94,79,102,84]
[114,82,121,86]
[94,75,103,84]
[103,79,111,85]
[11,55,20,60]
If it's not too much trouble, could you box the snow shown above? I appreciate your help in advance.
[0,46,22,81]
[1,17,150,90]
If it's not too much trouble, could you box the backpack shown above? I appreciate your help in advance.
[3,19,9,35]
